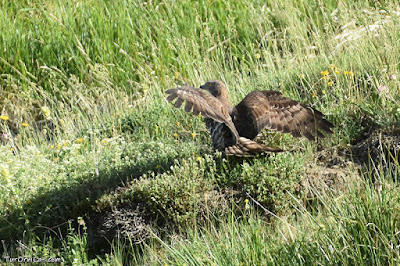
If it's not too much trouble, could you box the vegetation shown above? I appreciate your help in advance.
[1,0,399,264]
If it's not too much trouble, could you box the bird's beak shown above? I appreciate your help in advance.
[200,85,204,89]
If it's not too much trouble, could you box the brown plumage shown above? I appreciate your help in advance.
[166,80,333,157]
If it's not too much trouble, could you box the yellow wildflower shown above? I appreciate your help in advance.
[0,115,9,121]
[322,90,326,95]
[191,132,197,138]
[50,145,54,149]
[323,76,327,80]
[21,122,29,127]
[299,74,305,79]
[312,93,316,98]
[321,70,329,76]
[328,64,335,69]
[348,71,354,77]
[344,71,349,75]
[335,68,340,74]
[255,53,261,59]
[244,198,250,210]
[196,156,202,162]
[76,138,84,143]
[176,122,180,127]
[25,200,32,205]
[174,72,180,79]
[57,144,61,150]
[173,133,179,138]
[327,81,334,86]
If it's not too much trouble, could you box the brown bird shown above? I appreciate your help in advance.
[166,80,333,157]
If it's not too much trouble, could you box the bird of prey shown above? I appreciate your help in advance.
[166,80,333,157]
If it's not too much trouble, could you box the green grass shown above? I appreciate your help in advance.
[1,0,400,264]
[131,175,400,265]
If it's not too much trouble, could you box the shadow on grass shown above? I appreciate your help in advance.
[0,143,197,256]
[351,126,400,180]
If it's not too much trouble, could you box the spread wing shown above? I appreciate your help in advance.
[232,91,334,140]
[165,85,239,138]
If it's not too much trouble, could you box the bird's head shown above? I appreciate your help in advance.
[200,80,227,98]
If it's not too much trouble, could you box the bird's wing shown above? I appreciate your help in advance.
[232,90,333,140]
[166,85,239,138]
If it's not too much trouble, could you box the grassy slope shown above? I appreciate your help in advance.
[1,0,400,264]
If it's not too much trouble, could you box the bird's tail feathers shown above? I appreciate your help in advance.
[225,137,284,157]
